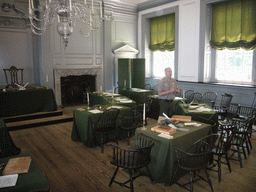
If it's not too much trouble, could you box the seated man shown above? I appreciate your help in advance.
[157,67,179,119]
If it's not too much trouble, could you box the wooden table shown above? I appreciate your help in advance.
[135,122,212,185]
[0,119,20,158]
[0,153,49,192]
[0,87,57,118]
[148,96,184,120]
[119,88,153,103]
[177,103,218,133]
[89,92,137,108]
[71,105,132,147]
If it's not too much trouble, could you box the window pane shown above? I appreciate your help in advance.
[215,49,253,83]
[152,51,175,78]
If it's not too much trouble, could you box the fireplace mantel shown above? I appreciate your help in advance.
[54,68,102,106]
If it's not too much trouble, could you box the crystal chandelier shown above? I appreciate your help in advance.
[28,0,110,46]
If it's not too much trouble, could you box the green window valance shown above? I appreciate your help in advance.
[210,0,256,50]
[149,13,175,52]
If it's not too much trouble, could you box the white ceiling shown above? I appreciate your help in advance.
[119,0,150,4]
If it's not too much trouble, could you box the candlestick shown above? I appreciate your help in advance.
[100,85,102,92]
[100,2,102,18]
[46,75,48,83]
[183,89,185,99]
[29,0,32,15]
[92,0,94,14]
[124,80,126,88]
[143,103,146,121]
[87,92,89,103]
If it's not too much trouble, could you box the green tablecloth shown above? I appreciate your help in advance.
[148,96,184,119]
[135,122,212,185]
[0,119,20,158]
[177,103,218,133]
[71,105,132,147]
[0,87,57,118]
[119,88,153,103]
[0,153,49,192]
[89,92,137,108]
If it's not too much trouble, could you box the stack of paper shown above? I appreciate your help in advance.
[0,174,18,189]
[88,109,103,114]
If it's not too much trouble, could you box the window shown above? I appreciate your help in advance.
[204,1,256,85]
[215,49,253,83]
[152,51,175,78]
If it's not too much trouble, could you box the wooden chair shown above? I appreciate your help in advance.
[91,108,120,153]
[201,92,218,108]
[109,133,155,192]
[3,66,24,88]
[214,93,233,120]
[209,124,236,182]
[119,107,141,145]
[193,92,203,104]
[170,138,214,192]
[184,90,195,103]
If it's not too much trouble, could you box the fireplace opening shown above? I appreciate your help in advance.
[61,75,96,106]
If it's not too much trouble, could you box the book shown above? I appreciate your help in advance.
[151,125,176,135]
[2,156,32,175]
[171,115,191,122]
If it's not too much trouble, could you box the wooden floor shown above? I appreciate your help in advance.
[9,107,256,192]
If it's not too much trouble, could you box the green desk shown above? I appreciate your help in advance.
[89,92,137,108]
[148,96,184,120]
[119,88,153,103]
[71,105,132,147]
[0,153,49,192]
[177,103,218,133]
[135,122,212,185]
[0,119,21,158]
[0,87,57,118]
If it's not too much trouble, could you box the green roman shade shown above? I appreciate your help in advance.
[210,0,256,50]
[149,13,175,52]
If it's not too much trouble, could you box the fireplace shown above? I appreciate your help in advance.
[54,68,102,106]
[61,75,96,106]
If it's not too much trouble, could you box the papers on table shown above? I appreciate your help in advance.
[103,92,120,96]
[114,97,133,103]
[188,106,213,112]
[168,124,190,132]
[106,106,123,109]
[158,133,173,139]
[88,109,103,114]
[184,122,202,127]
[0,174,18,189]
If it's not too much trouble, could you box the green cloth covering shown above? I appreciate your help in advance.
[149,13,175,51]
[135,122,212,185]
[177,103,218,133]
[0,153,49,192]
[0,87,57,118]
[119,88,153,103]
[148,96,184,120]
[210,0,256,50]
[71,105,133,147]
[89,93,137,108]
[0,119,20,158]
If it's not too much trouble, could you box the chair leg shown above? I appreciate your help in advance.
[241,145,247,159]
[237,146,243,168]
[217,155,222,182]
[225,153,232,173]
[145,165,154,183]
[189,171,193,192]
[129,169,134,192]
[204,168,214,192]
[109,166,119,186]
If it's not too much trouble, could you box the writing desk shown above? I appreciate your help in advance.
[148,96,184,119]
[0,153,49,192]
[71,105,132,147]
[0,87,57,118]
[119,88,153,103]
[135,122,212,185]
[89,92,137,108]
[177,103,218,133]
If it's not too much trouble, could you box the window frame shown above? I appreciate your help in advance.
[204,2,256,86]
